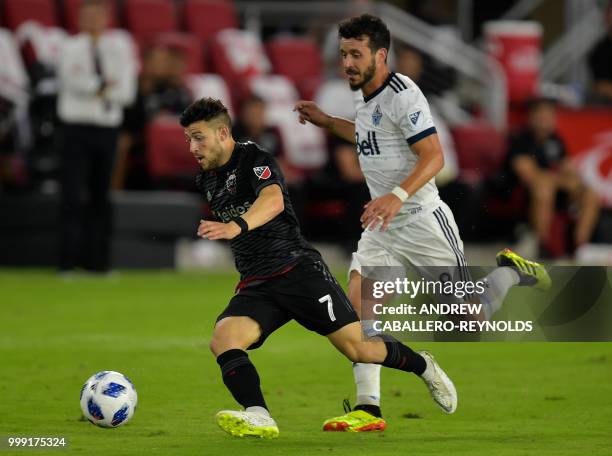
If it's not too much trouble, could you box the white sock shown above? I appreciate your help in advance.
[353,363,381,407]
[245,406,270,417]
[480,267,520,320]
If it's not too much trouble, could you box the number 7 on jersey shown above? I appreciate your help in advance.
[319,294,336,321]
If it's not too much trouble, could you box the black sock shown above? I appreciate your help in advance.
[216,349,268,410]
[380,338,426,375]
[354,404,382,418]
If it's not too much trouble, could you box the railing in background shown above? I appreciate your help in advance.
[236,1,508,129]
[541,1,606,87]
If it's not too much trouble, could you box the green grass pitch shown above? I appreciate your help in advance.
[1,269,611,455]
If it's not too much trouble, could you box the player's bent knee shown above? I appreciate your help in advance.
[354,343,380,364]
[209,332,254,356]
[339,340,379,364]
[209,317,261,356]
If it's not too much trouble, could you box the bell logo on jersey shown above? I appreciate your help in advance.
[355,131,381,156]
[253,166,272,180]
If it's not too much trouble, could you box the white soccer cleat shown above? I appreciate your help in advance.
[215,410,279,439]
[419,351,457,414]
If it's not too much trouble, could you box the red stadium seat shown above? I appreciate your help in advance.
[62,0,119,34]
[146,116,200,180]
[265,37,323,99]
[124,0,178,42]
[4,0,58,29]
[451,122,506,183]
[209,28,271,105]
[185,74,233,117]
[151,32,205,74]
[183,0,238,44]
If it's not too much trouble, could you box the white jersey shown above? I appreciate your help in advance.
[354,72,440,228]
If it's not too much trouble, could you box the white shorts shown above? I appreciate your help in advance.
[349,201,469,283]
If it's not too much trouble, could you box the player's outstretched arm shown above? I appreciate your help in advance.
[293,101,356,144]
[197,184,284,240]
[240,184,284,230]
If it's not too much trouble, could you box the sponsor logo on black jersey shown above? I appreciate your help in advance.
[355,131,381,156]
[213,201,253,223]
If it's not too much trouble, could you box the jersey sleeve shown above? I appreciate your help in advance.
[248,150,285,196]
[390,83,437,146]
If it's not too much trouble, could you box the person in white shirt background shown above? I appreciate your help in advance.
[56,0,136,273]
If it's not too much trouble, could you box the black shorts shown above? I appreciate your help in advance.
[216,259,359,349]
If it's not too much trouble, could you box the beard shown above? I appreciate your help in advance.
[199,143,225,170]
[347,58,376,91]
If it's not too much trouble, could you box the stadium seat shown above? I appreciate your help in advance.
[248,74,299,108]
[62,0,119,34]
[146,116,200,181]
[183,0,238,44]
[245,74,325,174]
[185,73,233,117]
[451,122,506,183]
[124,0,178,42]
[209,28,271,105]
[265,37,323,99]
[4,0,58,29]
[152,32,205,74]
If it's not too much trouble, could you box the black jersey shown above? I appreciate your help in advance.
[196,141,321,283]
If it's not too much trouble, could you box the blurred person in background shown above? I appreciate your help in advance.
[114,44,192,189]
[394,44,459,188]
[232,95,293,181]
[231,95,307,221]
[393,44,477,231]
[504,98,601,257]
[587,1,612,105]
[312,66,370,253]
[56,0,136,273]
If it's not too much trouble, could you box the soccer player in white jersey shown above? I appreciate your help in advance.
[295,14,551,432]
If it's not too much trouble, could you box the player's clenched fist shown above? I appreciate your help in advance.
[293,101,332,128]
[197,219,241,240]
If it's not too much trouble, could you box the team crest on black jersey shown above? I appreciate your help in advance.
[372,104,383,126]
[253,166,271,180]
[225,170,237,194]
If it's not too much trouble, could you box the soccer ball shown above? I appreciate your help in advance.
[79,371,138,428]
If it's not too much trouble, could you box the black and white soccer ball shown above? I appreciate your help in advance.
[79,371,138,428]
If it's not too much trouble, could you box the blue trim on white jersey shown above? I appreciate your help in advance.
[407,126,437,146]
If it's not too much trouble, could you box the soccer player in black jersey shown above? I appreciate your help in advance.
[181,97,457,439]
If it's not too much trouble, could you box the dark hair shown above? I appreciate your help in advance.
[81,0,110,8]
[180,97,232,128]
[242,94,265,106]
[526,96,557,112]
[338,14,391,54]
